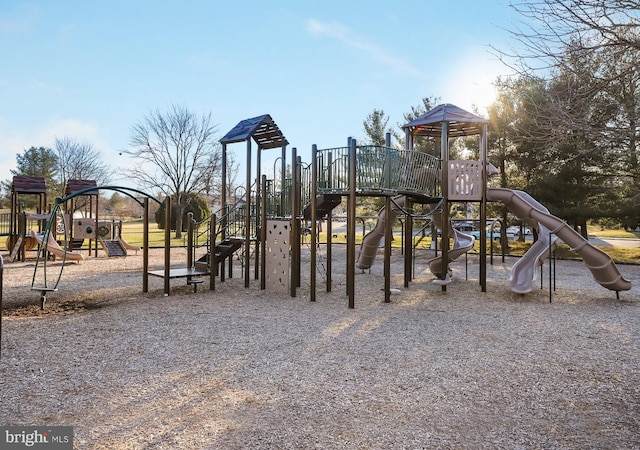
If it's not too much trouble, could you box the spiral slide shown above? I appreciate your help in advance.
[356,196,405,269]
[427,212,475,280]
[487,188,631,293]
[31,230,85,262]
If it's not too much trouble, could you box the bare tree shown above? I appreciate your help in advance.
[123,105,222,238]
[494,1,640,148]
[498,0,640,74]
[55,137,112,181]
[55,137,113,198]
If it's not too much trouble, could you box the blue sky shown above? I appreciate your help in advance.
[0,1,520,188]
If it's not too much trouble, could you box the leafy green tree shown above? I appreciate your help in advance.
[391,95,440,155]
[492,0,640,232]
[596,42,640,228]
[155,192,210,231]
[362,109,389,145]
[1,146,58,208]
[12,146,58,181]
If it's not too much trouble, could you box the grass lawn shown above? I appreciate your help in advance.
[119,220,194,248]
[2,219,639,265]
[590,228,640,239]
[310,231,640,264]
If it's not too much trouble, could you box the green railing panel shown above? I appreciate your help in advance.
[315,145,440,197]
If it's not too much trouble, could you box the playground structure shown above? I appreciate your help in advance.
[7,105,632,309]
[0,177,168,307]
[5,176,48,262]
[3,177,141,263]
[26,185,177,308]
[210,104,631,307]
[197,105,631,308]
[62,179,141,258]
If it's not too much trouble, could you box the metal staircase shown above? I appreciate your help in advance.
[302,194,341,220]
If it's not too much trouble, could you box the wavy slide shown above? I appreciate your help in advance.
[31,230,85,262]
[489,190,558,293]
[487,188,631,293]
[356,195,405,269]
[427,212,475,281]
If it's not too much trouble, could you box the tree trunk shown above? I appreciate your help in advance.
[580,219,588,239]
[174,194,184,239]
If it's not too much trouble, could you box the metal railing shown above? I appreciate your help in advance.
[315,145,441,197]
[0,212,10,236]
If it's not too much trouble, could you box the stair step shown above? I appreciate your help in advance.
[303,194,342,220]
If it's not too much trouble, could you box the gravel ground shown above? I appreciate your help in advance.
[1,246,639,449]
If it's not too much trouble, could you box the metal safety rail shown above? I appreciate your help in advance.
[0,212,10,236]
[264,177,293,218]
[314,145,441,198]
[192,202,247,252]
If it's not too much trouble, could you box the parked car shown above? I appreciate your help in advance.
[470,229,502,241]
[506,226,532,239]
[453,222,476,232]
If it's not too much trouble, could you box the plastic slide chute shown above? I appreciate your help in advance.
[119,237,141,254]
[356,195,405,269]
[489,190,557,293]
[427,212,475,280]
[31,230,85,262]
[487,188,631,293]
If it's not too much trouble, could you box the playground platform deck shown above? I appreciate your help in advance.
[147,268,210,279]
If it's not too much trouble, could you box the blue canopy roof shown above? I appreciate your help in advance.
[402,103,488,137]
[220,114,288,149]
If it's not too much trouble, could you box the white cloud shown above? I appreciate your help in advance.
[305,19,427,79]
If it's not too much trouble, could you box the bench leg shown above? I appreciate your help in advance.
[187,280,202,292]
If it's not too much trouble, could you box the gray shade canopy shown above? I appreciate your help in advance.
[402,103,488,137]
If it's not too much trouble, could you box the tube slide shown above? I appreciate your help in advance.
[427,212,475,279]
[490,190,557,293]
[356,196,405,269]
[31,230,85,262]
[487,188,631,292]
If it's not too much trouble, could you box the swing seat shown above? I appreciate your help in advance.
[32,287,58,310]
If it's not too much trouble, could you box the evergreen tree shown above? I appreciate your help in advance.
[362,109,389,145]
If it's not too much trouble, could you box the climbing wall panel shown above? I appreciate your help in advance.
[265,219,290,293]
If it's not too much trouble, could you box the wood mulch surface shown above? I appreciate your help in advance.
[1,246,639,449]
